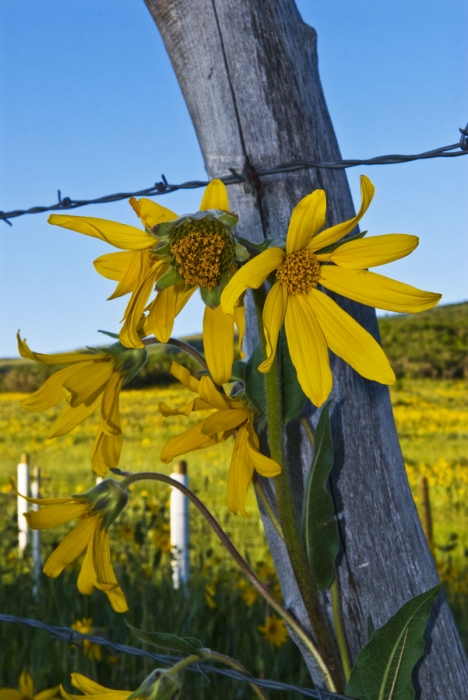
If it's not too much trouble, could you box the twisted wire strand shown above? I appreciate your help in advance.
[1,128,466,225]
[0,613,353,699]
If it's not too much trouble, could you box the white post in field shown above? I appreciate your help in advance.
[170,460,189,589]
[31,466,41,590]
[17,453,29,553]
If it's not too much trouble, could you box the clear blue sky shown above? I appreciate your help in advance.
[1,0,467,358]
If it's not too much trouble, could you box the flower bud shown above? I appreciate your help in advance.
[129,669,181,700]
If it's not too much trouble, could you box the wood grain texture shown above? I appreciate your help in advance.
[143,0,468,694]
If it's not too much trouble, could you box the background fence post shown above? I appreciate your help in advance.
[170,460,189,589]
[31,466,41,594]
[17,453,29,554]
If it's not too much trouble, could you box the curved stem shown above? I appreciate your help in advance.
[331,578,352,682]
[252,474,284,541]
[118,471,335,691]
[205,651,270,700]
[142,336,208,372]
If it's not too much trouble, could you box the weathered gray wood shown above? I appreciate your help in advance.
[143,0,468,695]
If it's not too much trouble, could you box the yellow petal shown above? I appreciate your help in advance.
[25,502,89,530]
[70,675,121,696]
[233,301,245,358]
[308,175,375,251]
[77,541,95,595]
[10,482,85,507]
[199,179,229,211]
[221,248,286,315]
[20,365,81,412]
[93,250,138,281]
[19,672,34,698]
[246,419,282,477]
[48,215,155,250]
[284,295,332,407]
[169,362,200,392]
[325,234,419,269]
[91,426,123,476]
[309,289,395,384]
[198,375,231,411]
[201,408,249,435]
[203,305,235,385]
[119,263,161,348]
[129,196,177,229]
[47,396,101,438]
[92,529,128,612]
[145,284,178,344]
[43,516,98,577]
[286,189,326,254]
[258,282,288,373]
[319,267,442,313]
[227,424,253,516]
[100,372,123,433]
[104,251,152,301]
[17,333,97,365]
[0,690,22,700]
[63,361,113,408]
[34,688,60,700]
[160,422,217,463]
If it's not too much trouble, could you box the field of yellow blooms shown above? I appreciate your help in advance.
[0,379,467,695]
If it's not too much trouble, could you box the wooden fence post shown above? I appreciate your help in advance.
[170,460,190,589]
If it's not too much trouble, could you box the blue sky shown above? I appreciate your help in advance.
[1,0,467,358]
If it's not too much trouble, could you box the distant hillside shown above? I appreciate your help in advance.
[1,302,466,392]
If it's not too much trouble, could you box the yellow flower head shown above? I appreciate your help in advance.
[60,674,131,700]
[159,362,281,516]
[48,180,246,386]
[0,671,60,700]
[222,175,442,406]
[70,619,102,660]
[258,615,289,648]
[17,334,147,475]
[15,479,129,613]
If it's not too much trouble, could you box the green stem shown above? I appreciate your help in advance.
[118,471,336,692]
[166,654,201,677]
[205,651,270,700]
[331,577,352,682]
[252,288,344,692]
[252,474,284,541]
[142,336,208,372]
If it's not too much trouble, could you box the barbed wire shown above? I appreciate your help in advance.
[0,613,353,699]
[1,125,467,226]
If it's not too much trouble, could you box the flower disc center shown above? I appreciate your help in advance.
[170,219,235,289]
[276,249,321,295]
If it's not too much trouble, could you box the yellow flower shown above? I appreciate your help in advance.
[16,480,129,613]
[60,674,131,700]
[159,362,281,516]
[222,175,441,406]
[70,619,102,660]
[0,671,60,700]
[49,180,245,385]
[17,334,146,475]
[258,615,289,647]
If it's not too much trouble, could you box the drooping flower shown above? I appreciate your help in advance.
[159,362,281,516]
[0,671,60,700]
[17,334,146,475]
[15,479,129,613]
[60,674,131,700]
[49,180,247,385]
[222,175,441,406]
[258,615,289,647]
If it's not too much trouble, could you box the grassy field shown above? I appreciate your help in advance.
[1,378,467,695]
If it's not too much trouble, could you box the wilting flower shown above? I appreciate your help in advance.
[0,671,60,700]
[16,479,129,612]
[60,674,131,700]
[258,615,289,647]
[222,175,441,406]
[70,619,102,660]
[49,180,247,385]
[17,334,146,475]
[159,362,281,516]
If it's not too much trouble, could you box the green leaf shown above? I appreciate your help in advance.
[302,401,339,590]
[199,284,222,308]
[125,621,203,657]
[278,329,307,423]
[346,585,441,700]
[315,230,368,255]
[231,360,247,382]
[245,345,266,415]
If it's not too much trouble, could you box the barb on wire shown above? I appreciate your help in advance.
[1,126,467,224]
[0,613,353,699]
